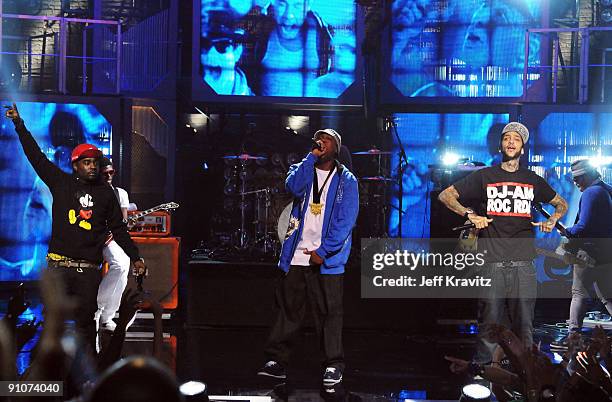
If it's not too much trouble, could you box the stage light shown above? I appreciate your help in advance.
[442,152,460,166]
[459,384,491,401]
[179,381,209,401]
[202,162,209,171]
[589,155,612,168]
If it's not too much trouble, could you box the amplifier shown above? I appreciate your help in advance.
[128,211,172,237]
[131,236,180,310]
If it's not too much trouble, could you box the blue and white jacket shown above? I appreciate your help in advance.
[279,153,359,274]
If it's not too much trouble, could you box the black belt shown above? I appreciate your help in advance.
[47,259,100,269]
[488,260,533,269]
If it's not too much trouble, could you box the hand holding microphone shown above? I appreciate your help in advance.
[311,139,324,157]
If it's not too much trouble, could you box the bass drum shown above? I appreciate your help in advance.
[276,202,293,244]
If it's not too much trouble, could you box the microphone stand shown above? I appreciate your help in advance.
[387,116,408,238]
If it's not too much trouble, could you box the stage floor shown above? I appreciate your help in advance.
[176,326,471,400]
[0,286,598,401]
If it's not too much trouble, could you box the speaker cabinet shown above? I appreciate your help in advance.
[132,237,179,309]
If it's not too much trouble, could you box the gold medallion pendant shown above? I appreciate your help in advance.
[309,202,323,216]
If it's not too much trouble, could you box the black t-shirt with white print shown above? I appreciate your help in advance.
[453,165,556,262]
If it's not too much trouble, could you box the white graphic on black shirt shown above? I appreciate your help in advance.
[486,182,534,218]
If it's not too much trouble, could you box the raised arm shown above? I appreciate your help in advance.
[285,152,317,198]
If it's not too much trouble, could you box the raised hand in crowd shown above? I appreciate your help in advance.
[521,344,560,402]
[0,320,17,382]
[22,271,73,382]
[575,343,612,398]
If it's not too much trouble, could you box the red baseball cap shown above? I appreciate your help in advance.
[71,143,103,163]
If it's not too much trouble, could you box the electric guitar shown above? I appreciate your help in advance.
[127,202,179,229]
[532,203,596,267]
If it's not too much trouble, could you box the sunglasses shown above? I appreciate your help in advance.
[103,169,115,176]
[202,38,237,54]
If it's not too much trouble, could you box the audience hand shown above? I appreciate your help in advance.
[575,345,611,387]
[444,356,471,375]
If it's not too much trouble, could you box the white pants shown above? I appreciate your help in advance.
[97,240,131,323]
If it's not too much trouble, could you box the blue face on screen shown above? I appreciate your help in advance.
[200,0,357,98]
[390,0,541,97]
[0,102,112,281]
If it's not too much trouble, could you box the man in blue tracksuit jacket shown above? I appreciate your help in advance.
[257,129,359,391]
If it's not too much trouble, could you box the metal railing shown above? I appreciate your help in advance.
[0,13,121,94]
[523,26,612,104]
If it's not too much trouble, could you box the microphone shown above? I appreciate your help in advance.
[312,139,322,151]
[452,223,476,232]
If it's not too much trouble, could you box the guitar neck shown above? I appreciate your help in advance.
[130,206,165,220]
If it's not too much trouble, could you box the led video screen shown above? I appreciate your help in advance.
[195,0,358,100]
[386,0,544,98]
[0,102,113,281]
[388,113,510,238]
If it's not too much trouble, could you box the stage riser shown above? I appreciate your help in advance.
[185,261,452,330]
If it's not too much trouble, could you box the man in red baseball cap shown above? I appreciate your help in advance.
[5,103,146,353]
[71,143,103,162]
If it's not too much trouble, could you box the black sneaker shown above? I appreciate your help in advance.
[257,360,286,379]
[322,367,343,387]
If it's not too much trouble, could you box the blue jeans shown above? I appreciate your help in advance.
[474,262,536,363]
[569,262,612,333]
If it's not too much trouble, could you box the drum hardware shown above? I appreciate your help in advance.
[222,153,268,161]
[352,149,392,155]
[353,147,393,238]
[359,176,394,182]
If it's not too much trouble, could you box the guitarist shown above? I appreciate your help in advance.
[552,160,612,349]
[96,157,135,332]
[438,122,568,364]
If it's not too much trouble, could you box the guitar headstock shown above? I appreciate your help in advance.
[160,202,179,210]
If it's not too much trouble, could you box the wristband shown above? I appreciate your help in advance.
[463,209,475,220]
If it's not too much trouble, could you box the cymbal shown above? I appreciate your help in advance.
[359,176,394,182]
[222,154,268,161]
[353,149,392,155]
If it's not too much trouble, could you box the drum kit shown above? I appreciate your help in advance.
[353,148,394,238]
[209,146,395,260]
[217,152,292,259]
